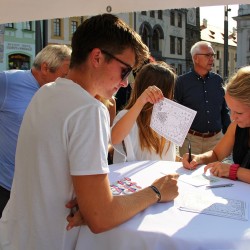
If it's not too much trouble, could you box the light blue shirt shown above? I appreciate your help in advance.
[0,70,40,190]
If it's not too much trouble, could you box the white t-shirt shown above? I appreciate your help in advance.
[112,110,176,163]
[0,78,110,250]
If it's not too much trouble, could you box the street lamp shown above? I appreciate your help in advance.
[224,5,231,80]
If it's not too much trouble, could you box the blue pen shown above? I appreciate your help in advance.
[206,183,234,189]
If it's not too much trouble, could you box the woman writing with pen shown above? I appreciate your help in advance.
[182,66,250,184]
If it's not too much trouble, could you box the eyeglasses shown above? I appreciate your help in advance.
[101,49,133,82]
[196,53,216,59]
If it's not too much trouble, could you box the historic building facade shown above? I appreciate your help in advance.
[0,21,35,71]
[200,18,237,78]
[46,10,188,75]
[0,7,240,78]
[234,4,250,68]
[185,8,201,72]
[134,9,186,75]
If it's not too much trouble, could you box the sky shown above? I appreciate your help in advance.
[200,5,239,32]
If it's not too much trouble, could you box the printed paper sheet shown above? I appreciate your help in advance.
[150,98,196,146]
[179,173,233,187]
[178,193,248,221]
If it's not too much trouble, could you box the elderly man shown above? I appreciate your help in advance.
[0,44,71,217]
[174,41,231,157]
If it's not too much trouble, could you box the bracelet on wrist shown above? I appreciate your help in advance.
[149,185,161,203]
[229,164,240,180]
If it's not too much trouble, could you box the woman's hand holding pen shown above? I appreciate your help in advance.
[182,153,200,170]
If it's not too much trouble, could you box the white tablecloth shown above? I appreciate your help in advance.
[75,161,250,250]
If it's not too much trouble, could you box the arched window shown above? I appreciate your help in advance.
[8,54,30,70]
[152,29,160,51]
[140,23,151,47]
[152,25,164,52]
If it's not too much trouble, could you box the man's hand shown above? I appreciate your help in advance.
[151,174,179,202]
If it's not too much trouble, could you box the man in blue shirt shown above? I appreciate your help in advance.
[174,41,231,157]
[0,44,71,217]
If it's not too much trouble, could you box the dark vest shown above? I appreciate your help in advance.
[233,126,250,169]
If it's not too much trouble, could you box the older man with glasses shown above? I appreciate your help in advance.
[174,41,231,157]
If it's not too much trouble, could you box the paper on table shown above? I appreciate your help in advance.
[178,192,248,221]
[179,173,233,187]
[150,98,196,146]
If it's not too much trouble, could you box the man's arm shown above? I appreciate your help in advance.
[182,122,237,170]
[221,97,231,134]
[0,72,7,109]
[71,172,178,234]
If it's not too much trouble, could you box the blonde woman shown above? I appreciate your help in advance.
[111,61,177,163]
[182,66,250,183]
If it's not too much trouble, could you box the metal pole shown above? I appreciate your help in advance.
[35,20,42,55]
[42,20,48,48]
[224,6,229,80]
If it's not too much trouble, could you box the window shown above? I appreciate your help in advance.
[53,19,61,36]
[178,64,182,75]
[171,63,175,71]
[216,51,219,60]
[71,21,78,35]
[170,11,175,26]
[158,10,163,20]
[5,23,14,28]
[141,11,146,15]
[170,36,175,54]
[177,13,182,28]
[140,23,150,48]
[177,37,182,55]
[150,11,155,18]
[24,21,32,31]
[152,29,160,51]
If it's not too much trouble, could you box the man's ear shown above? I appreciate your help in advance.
[193,55,198,63]
[40,62,49,74]
[90,48,103,68]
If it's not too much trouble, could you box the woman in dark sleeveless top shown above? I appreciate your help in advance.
[181,66,250,184]
[233,126,250,169]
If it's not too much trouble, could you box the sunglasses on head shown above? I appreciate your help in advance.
[101,49,133,82]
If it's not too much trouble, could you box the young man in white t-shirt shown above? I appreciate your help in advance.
[0,14,179,250]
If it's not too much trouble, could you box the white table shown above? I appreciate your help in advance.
[75,161,250,250]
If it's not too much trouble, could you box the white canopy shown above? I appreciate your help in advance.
[0,0,248,24]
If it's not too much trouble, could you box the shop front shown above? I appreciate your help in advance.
[0,42,35,71]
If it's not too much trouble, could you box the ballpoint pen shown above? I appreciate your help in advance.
[187,139,192,163]
[206,183,234,189]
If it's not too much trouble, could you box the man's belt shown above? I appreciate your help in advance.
[188,129,220,138]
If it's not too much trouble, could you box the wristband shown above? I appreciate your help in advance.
[229,164,240,180]
[149,185,161,203]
